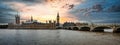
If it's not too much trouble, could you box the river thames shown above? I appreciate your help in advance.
[0,29,120,45]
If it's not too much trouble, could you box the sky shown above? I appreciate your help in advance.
[0,0,120,23]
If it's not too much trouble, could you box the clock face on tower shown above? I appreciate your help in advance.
[56,12,60,26]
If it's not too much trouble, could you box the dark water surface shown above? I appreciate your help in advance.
[0,29,120,45]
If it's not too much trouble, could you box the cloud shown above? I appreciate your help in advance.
[69,0,120,23]
[1,0,84,23]
[0,0,120,23]
[0,3,16,23]
[107,5,120,12]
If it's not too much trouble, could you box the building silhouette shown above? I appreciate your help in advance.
[15,15,20,24]
[56,12,60,26]
[63,22,76,28]
[8,12,61,29]
[31,16,33,22]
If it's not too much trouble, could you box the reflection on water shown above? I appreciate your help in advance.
[104,29,113,32]
[0,29,120,45]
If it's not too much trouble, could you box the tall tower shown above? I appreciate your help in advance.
[15,14,20,24]
[56,12,60,26]
[31,16,33,22]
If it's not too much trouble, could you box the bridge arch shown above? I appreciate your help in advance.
[64,27,67,29]
[73,27,79,30]
[68,27,72,30]
[92,26,112,32]
[80,27,90,31]
[114,28,120,33]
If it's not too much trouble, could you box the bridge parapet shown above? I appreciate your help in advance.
[89,24,120,32]
[0,23,8,29]
[63,23,120,33]
[0,23,8,25]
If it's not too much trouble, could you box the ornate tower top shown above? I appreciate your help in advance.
[56,12,60,26]
[57,12,59,17]
[15,11,19,17]
[15,12,20,24]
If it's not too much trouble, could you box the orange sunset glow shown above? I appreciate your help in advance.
[6,0,84,23]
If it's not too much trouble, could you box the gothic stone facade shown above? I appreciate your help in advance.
[8,23,56,29]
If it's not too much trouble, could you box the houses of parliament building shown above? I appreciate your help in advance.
[8,13,60,29]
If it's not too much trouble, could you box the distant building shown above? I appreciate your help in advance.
[63,22,76,27]
[56,12,60,26]
[15,15,20,24]
[75,23,88,26]
[31,16,33,22]
[63,22,88,27]
[8,22,56,29]
[8,13,60,29]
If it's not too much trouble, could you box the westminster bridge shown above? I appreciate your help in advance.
[0,23,120,33]
[63,23,120,33]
